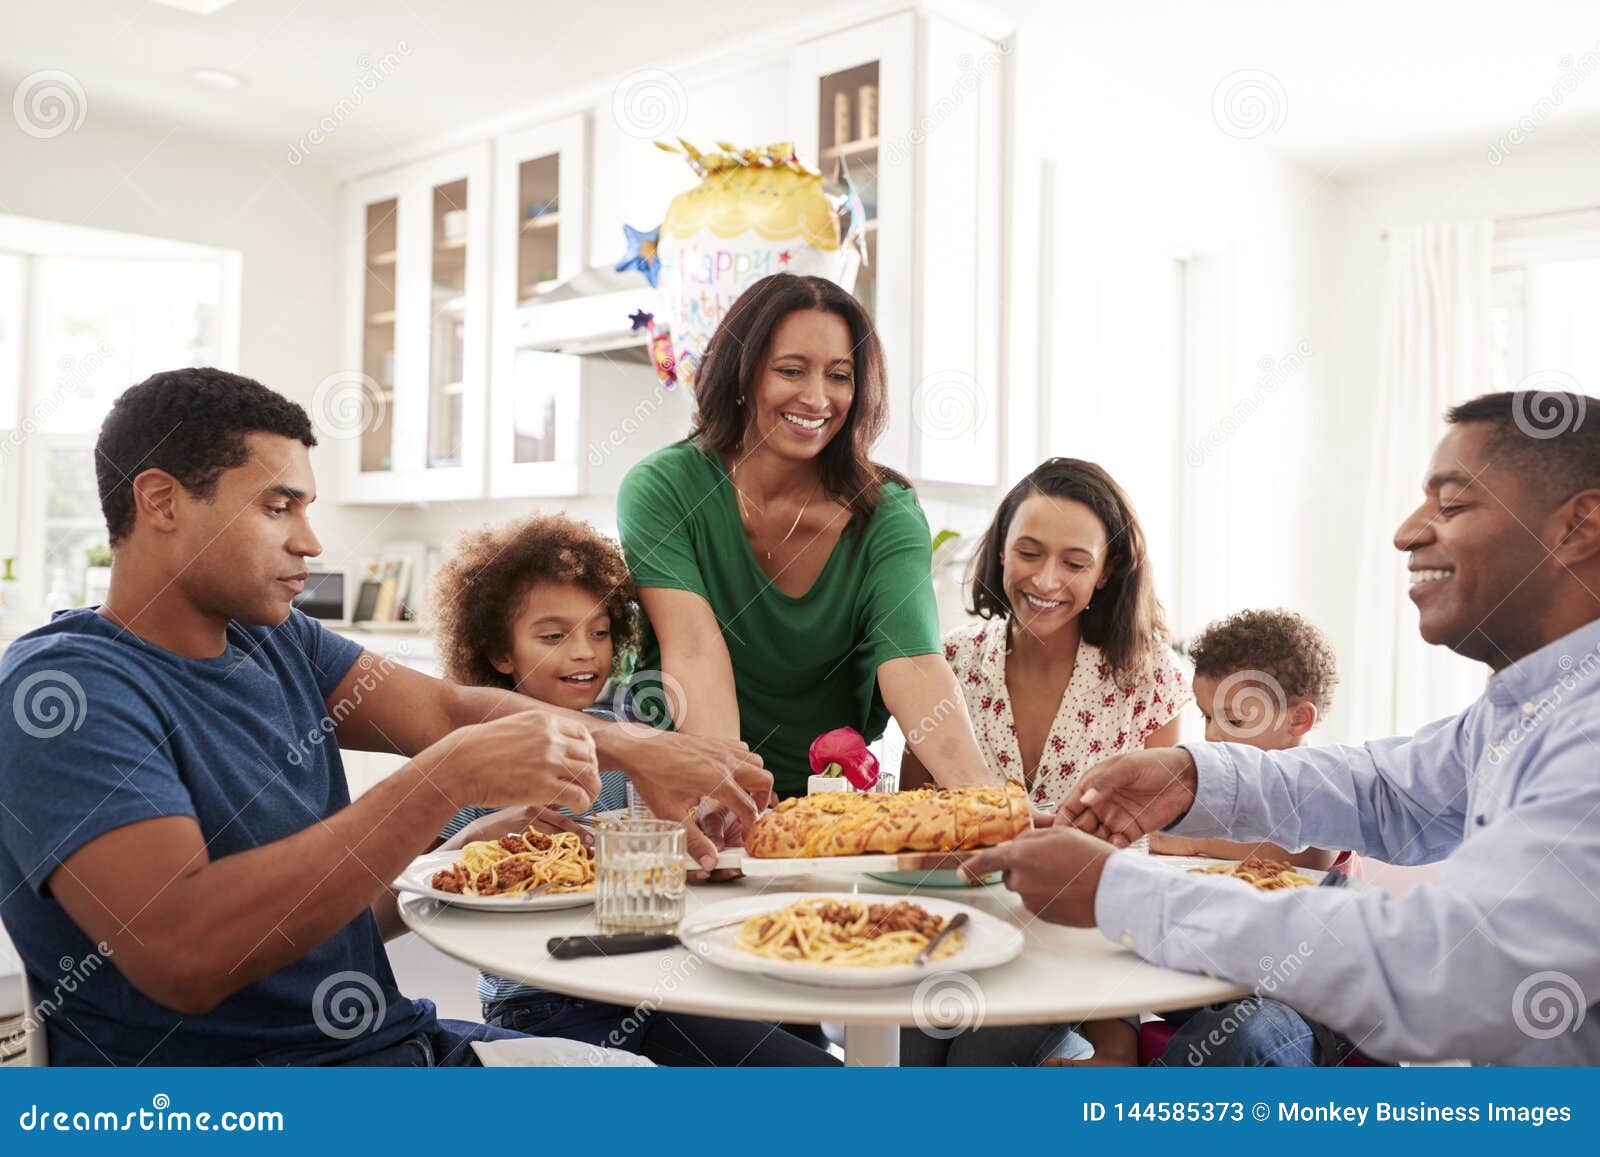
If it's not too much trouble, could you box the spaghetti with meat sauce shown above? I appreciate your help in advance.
[430,827,595,897]
[733,898,962,967]
[1187,857,1314,891]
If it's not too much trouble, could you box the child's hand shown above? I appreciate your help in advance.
[439,805,593,852]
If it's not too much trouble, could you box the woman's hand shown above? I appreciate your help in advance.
[438,805,593,853]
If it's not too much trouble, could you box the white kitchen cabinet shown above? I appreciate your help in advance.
[790,11,1004,487]
[488,114,590,497]
[339,143,492,504]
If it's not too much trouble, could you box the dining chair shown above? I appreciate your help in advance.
[21,972,47,1067]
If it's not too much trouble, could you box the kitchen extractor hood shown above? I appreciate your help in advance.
[512,266,658,357]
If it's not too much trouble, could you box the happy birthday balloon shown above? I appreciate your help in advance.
[650,139,864,389]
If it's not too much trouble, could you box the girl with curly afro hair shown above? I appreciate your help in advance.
[430,514,641,710]
[427,515,837,1067]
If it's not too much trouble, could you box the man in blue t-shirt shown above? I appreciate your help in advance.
[0,368,770,1066]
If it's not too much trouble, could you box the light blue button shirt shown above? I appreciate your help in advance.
[1094,615,1600,1064]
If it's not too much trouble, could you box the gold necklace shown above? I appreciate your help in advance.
[731,460,820,562]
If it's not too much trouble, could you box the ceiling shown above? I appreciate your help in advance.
[1002,0,1600,173]
[4,0,1600,175]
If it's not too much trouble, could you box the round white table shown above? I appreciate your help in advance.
[398,870,1247,1066]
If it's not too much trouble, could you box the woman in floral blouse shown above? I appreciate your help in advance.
[902,457,1188,806]
[899,458,1188,1067]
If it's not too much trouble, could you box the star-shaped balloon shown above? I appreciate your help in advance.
[615,224,661,287]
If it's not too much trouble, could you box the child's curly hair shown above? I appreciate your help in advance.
[1186,609,1339,713]
[430,514,641,691]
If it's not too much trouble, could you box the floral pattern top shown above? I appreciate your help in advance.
[943,619,1192,810]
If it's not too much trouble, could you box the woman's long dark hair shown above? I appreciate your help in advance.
[968,458,1170,679]
[689,272,908,530]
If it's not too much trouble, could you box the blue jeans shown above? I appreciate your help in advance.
[336,1018,528,1067]
[1155,997,1338,1066]
[484,992,839,1067]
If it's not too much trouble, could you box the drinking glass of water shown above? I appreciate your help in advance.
[594,818,686,933]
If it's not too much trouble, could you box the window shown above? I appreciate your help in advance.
[0,230,237,619]
[1491,218,1600,398]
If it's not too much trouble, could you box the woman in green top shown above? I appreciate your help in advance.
[617,273,994,801]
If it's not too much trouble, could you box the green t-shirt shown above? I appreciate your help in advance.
[617,440,941,796]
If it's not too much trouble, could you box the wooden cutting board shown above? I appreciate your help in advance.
[735,849,983,877]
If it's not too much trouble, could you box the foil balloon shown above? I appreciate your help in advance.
[650,139,866,390]
[629,309,676,387]
[615,224,662,288]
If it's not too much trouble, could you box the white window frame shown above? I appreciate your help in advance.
[0,229,240,617]
[1491,212,1600,394]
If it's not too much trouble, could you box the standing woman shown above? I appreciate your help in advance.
[617,273,994,803]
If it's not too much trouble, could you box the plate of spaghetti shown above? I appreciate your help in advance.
[394,828,596,911]
[686,892,1024,988]
[1185,857,1316,891]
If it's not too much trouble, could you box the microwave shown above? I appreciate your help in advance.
[292,571,346,622]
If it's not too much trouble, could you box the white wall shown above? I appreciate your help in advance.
[1006,23,1345,722]
[0,108,377,577]
[1309,133,1600,736]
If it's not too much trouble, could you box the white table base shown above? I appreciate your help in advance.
[843,1023,900,1066]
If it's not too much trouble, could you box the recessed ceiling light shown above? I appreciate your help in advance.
[190,69,247,91]
[151,0,240,13]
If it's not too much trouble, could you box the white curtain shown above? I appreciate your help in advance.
[1348,222,1495,741]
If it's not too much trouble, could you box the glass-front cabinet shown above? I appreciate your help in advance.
[359,197,398,475]
[489,114,588,496]
[340,143,490,503]
[791,11,1003,487]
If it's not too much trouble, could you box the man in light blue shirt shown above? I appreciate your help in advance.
[965,390,1600,1064]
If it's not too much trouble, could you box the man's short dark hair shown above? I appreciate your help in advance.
[1446,390,1598,506]
[97,368,316,545]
